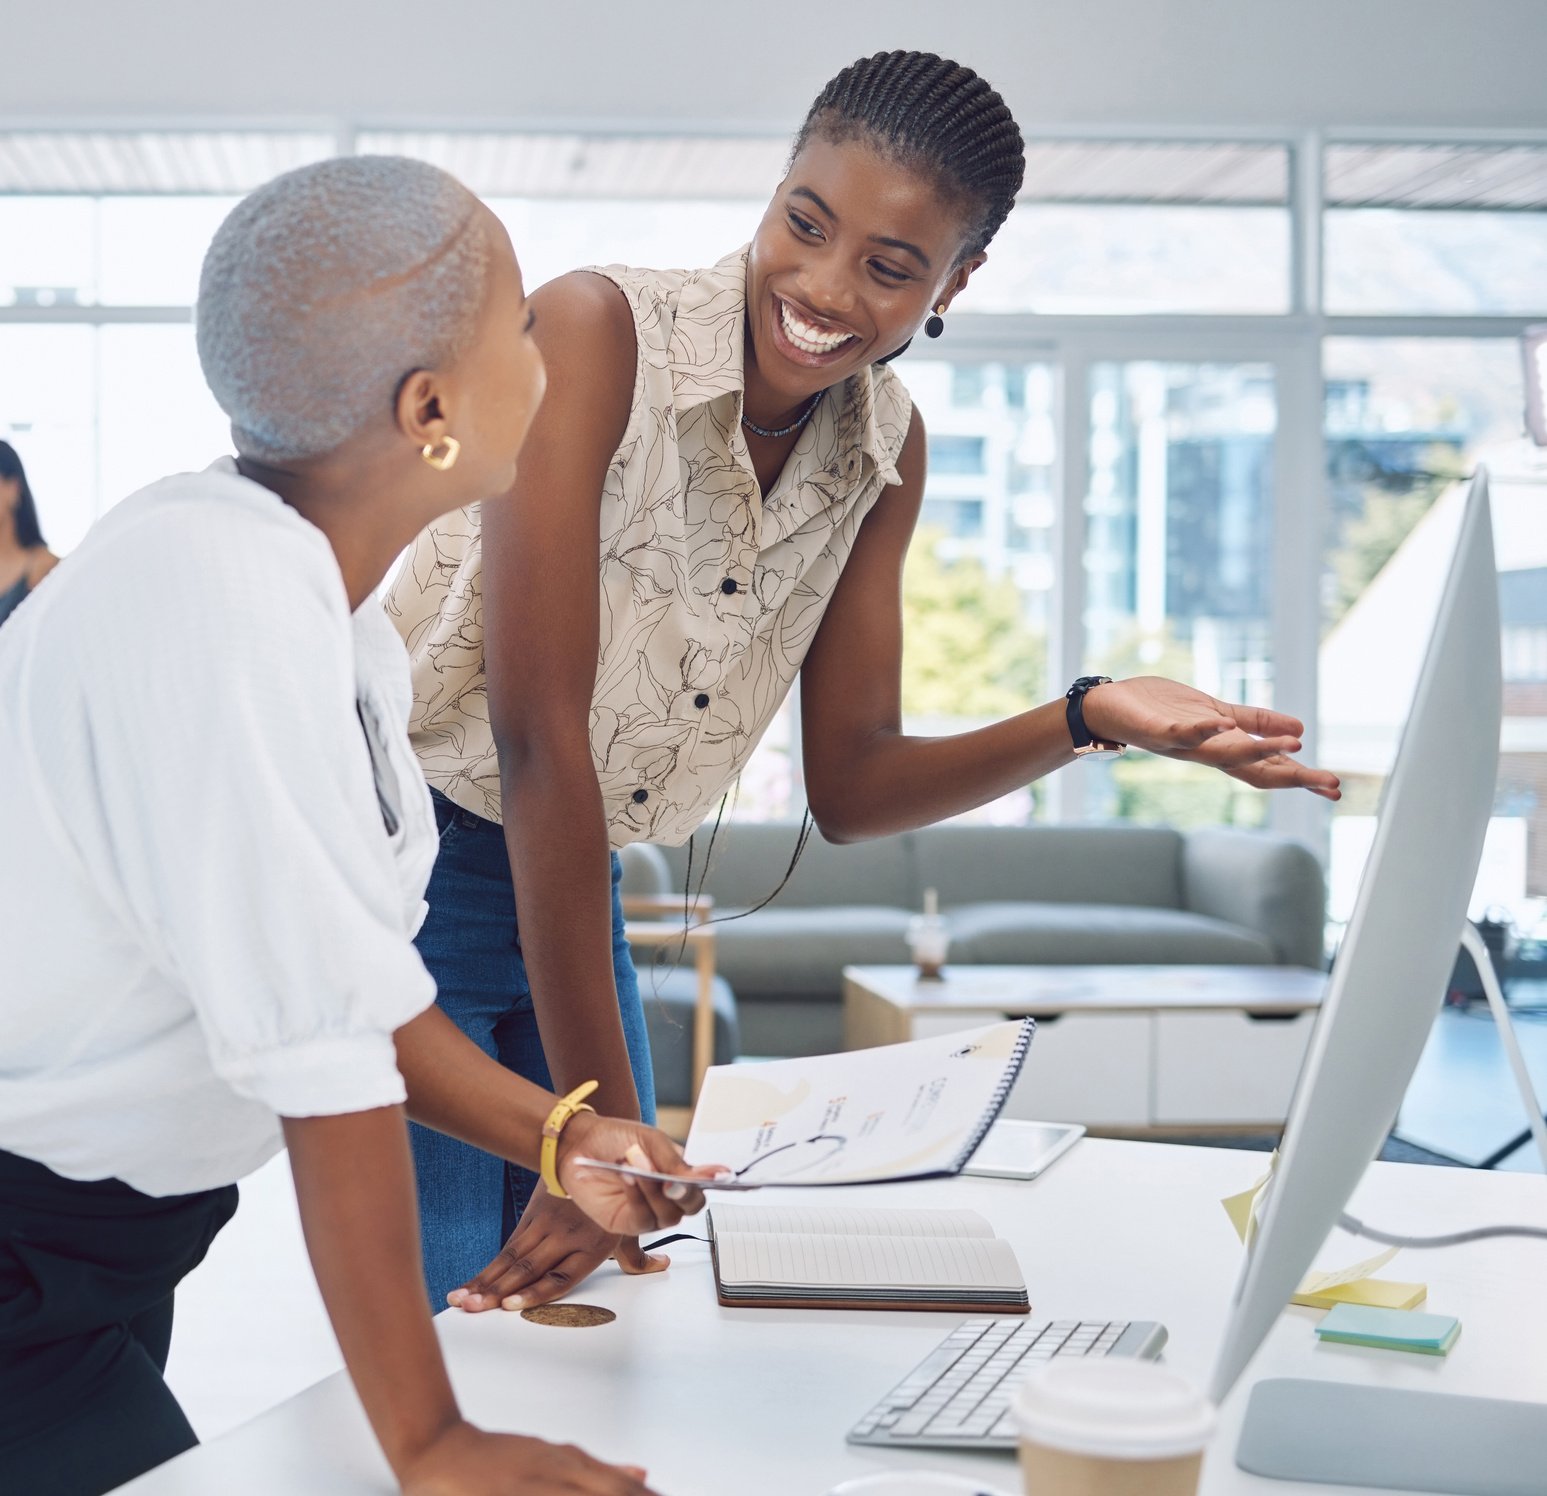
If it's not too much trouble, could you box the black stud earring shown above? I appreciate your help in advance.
[924,304,946,339]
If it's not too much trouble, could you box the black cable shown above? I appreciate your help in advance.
[641,1232,710,1252]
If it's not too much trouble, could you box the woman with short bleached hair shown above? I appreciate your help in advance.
[0,155,708,1496]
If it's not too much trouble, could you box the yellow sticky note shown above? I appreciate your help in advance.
[1222,1169,1273,1247]
[1220,1162,1426,1309]
[1291,1279,1428,1311]
[1298,1244,1400,1294]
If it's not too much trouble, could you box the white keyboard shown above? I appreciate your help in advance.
[847,1316,1168,1450]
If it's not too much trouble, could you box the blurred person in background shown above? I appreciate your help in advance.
[0,441,58,628]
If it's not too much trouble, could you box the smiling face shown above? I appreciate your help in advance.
[745,136,986,409]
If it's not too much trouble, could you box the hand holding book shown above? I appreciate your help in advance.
[576,1019,1035,1192]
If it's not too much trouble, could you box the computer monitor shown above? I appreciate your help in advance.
[1207,471,1532,1490]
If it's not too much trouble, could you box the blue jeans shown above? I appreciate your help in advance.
[410,790,656,1307]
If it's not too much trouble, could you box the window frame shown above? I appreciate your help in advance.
[4,119,1543,857]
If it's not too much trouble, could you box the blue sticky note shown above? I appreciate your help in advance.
[1315,1303,1461,1355]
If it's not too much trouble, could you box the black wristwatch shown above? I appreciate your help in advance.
[1065,676,1127,757]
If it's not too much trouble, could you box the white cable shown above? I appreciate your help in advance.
[1459,922,1547,1175]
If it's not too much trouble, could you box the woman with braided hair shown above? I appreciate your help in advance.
[388,49,1341,1316]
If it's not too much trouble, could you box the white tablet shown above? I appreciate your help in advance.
[962,1119,1086,1181]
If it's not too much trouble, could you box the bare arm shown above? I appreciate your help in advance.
[284,1105,683,1493]
[481,272,641,1119]
[800,411,1078,841]
[801,409,1338,844]
[283,1108,460,1480]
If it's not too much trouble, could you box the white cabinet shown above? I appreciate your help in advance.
[1153,1010,1317,1125]
[843,966,1324,1132]
[1009,1013,1152,1127]
[909,1009,1151,1127]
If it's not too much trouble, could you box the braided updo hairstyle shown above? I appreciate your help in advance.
[792,50,1025,262]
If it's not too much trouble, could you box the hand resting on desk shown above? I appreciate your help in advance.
[400,1422,657,1496]
[447,1112,723,1313]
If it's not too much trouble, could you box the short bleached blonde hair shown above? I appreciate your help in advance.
[196,155,490,462]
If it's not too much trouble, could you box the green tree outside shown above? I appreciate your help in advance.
[1325,441,1468,633]
[899,528,1045,717]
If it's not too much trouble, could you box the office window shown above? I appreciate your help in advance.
[0,198,98,306]
[99,197,240,305]
[1321,337,1544,922]
[728,698,800,822]
[950,365,988,407]
[892,360,1058,824]
[966,141,1292,315]
[920,497,987,539]
[487,199,763,290]
[927,435,987,475]
[1324,144,1547,316]
[976,205,1291,315]
[0,324,228,551]
[1,195,241,308]
[1322,338,1525,637]
[98,326,231,502]
[1083,361,1277,828]
[1503,624,1547,684]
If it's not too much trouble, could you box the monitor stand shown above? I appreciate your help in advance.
[1236,1379,1547,1494]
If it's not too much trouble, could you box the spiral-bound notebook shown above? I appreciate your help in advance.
[579,1018,1035,1191]
[707,1205,1030,1313]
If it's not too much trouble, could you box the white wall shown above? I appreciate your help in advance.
[10,0,1547,132]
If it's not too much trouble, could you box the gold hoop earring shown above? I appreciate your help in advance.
[420,435,461,472]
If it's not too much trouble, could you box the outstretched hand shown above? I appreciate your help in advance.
[1081,676,1341,800]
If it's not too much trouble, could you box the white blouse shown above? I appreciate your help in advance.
[0,462,438,1197]
[386,247,914,848]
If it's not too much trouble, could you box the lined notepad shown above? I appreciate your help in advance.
[708,1205,1029,1312]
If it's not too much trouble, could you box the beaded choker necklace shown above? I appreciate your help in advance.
[741,393,821,440]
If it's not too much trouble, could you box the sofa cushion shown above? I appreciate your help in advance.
[913,825,1184,909]
[618,841,672,896]
[1182,827,1325,968]
[946,902,1276,966]
[710,906,914,999]
[658,823,918,911]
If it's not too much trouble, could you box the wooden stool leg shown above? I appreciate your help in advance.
[691,933,716,1103]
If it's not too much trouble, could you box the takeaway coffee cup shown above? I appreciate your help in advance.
[1014,1358,1215,1496]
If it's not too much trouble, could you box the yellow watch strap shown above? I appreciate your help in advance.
[540,1080,600,1199]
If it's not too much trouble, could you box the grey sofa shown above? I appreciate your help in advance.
[622,822,1325,1058]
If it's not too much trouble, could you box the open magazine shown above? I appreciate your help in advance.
[575,1018,1034,1191]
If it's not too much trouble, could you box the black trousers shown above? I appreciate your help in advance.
[0,1149,238,1496]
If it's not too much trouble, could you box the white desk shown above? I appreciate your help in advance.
[121,1141,1547,1496]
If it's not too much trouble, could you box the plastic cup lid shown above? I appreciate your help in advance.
[1014,1359,1217,1461]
